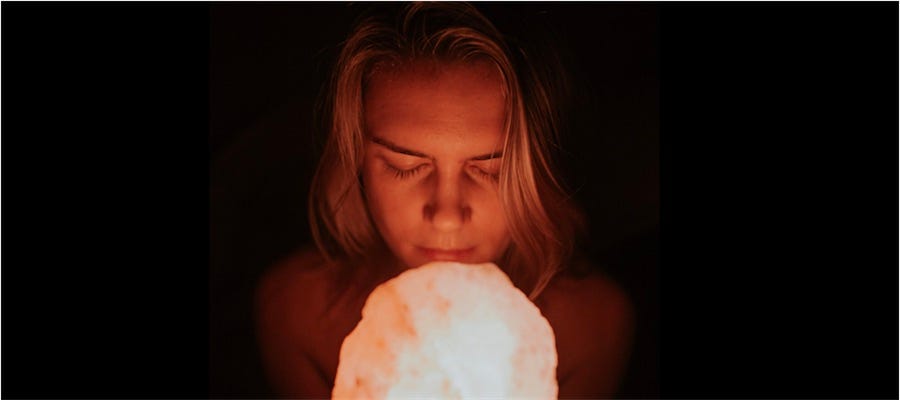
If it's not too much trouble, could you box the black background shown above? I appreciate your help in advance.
[3,2,897,399]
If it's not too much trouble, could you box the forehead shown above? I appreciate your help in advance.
[363,59,507,156]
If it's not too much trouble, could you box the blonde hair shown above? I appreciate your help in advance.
[309,2,584,300]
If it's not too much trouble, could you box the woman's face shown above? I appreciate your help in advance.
[362,60,511,269]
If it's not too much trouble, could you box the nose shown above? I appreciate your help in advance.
[423,172,471,232]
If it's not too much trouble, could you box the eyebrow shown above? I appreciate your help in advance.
[370,136,503,160]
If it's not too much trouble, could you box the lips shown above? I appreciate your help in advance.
[417,246,475,262]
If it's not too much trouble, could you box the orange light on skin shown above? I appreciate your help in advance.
[332,262,558,399]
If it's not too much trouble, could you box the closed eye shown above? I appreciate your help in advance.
[385,163,428,180]
[469,165,499,182]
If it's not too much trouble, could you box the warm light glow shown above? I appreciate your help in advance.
[332,262,558,399]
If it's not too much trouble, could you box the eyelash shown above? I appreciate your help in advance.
[384,164,499,182]
[386,164,427,180]
[472,167,500,182]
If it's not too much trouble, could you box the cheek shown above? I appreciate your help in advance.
[483,196,511,244]
[362,162,421,234]
[467,188,511,253]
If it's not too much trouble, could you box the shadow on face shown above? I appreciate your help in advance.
[362,59,512,269]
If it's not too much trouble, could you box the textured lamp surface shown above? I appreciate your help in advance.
[332,262,558,399]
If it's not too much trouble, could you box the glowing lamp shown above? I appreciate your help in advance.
[332,261,558,399]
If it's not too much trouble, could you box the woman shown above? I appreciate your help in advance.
[257,3,633,398]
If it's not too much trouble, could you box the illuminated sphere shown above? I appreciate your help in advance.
[332,261,558,399]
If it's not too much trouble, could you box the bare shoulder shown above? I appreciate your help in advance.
[256,246,333,345]
[538,268,633,333]
[255,246,343,398]
[256,246,332,298]
[537,267,635,398]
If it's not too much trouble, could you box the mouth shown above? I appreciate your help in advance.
[417,246,476,262]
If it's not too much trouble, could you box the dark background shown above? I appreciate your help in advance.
[210,3,659,398]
